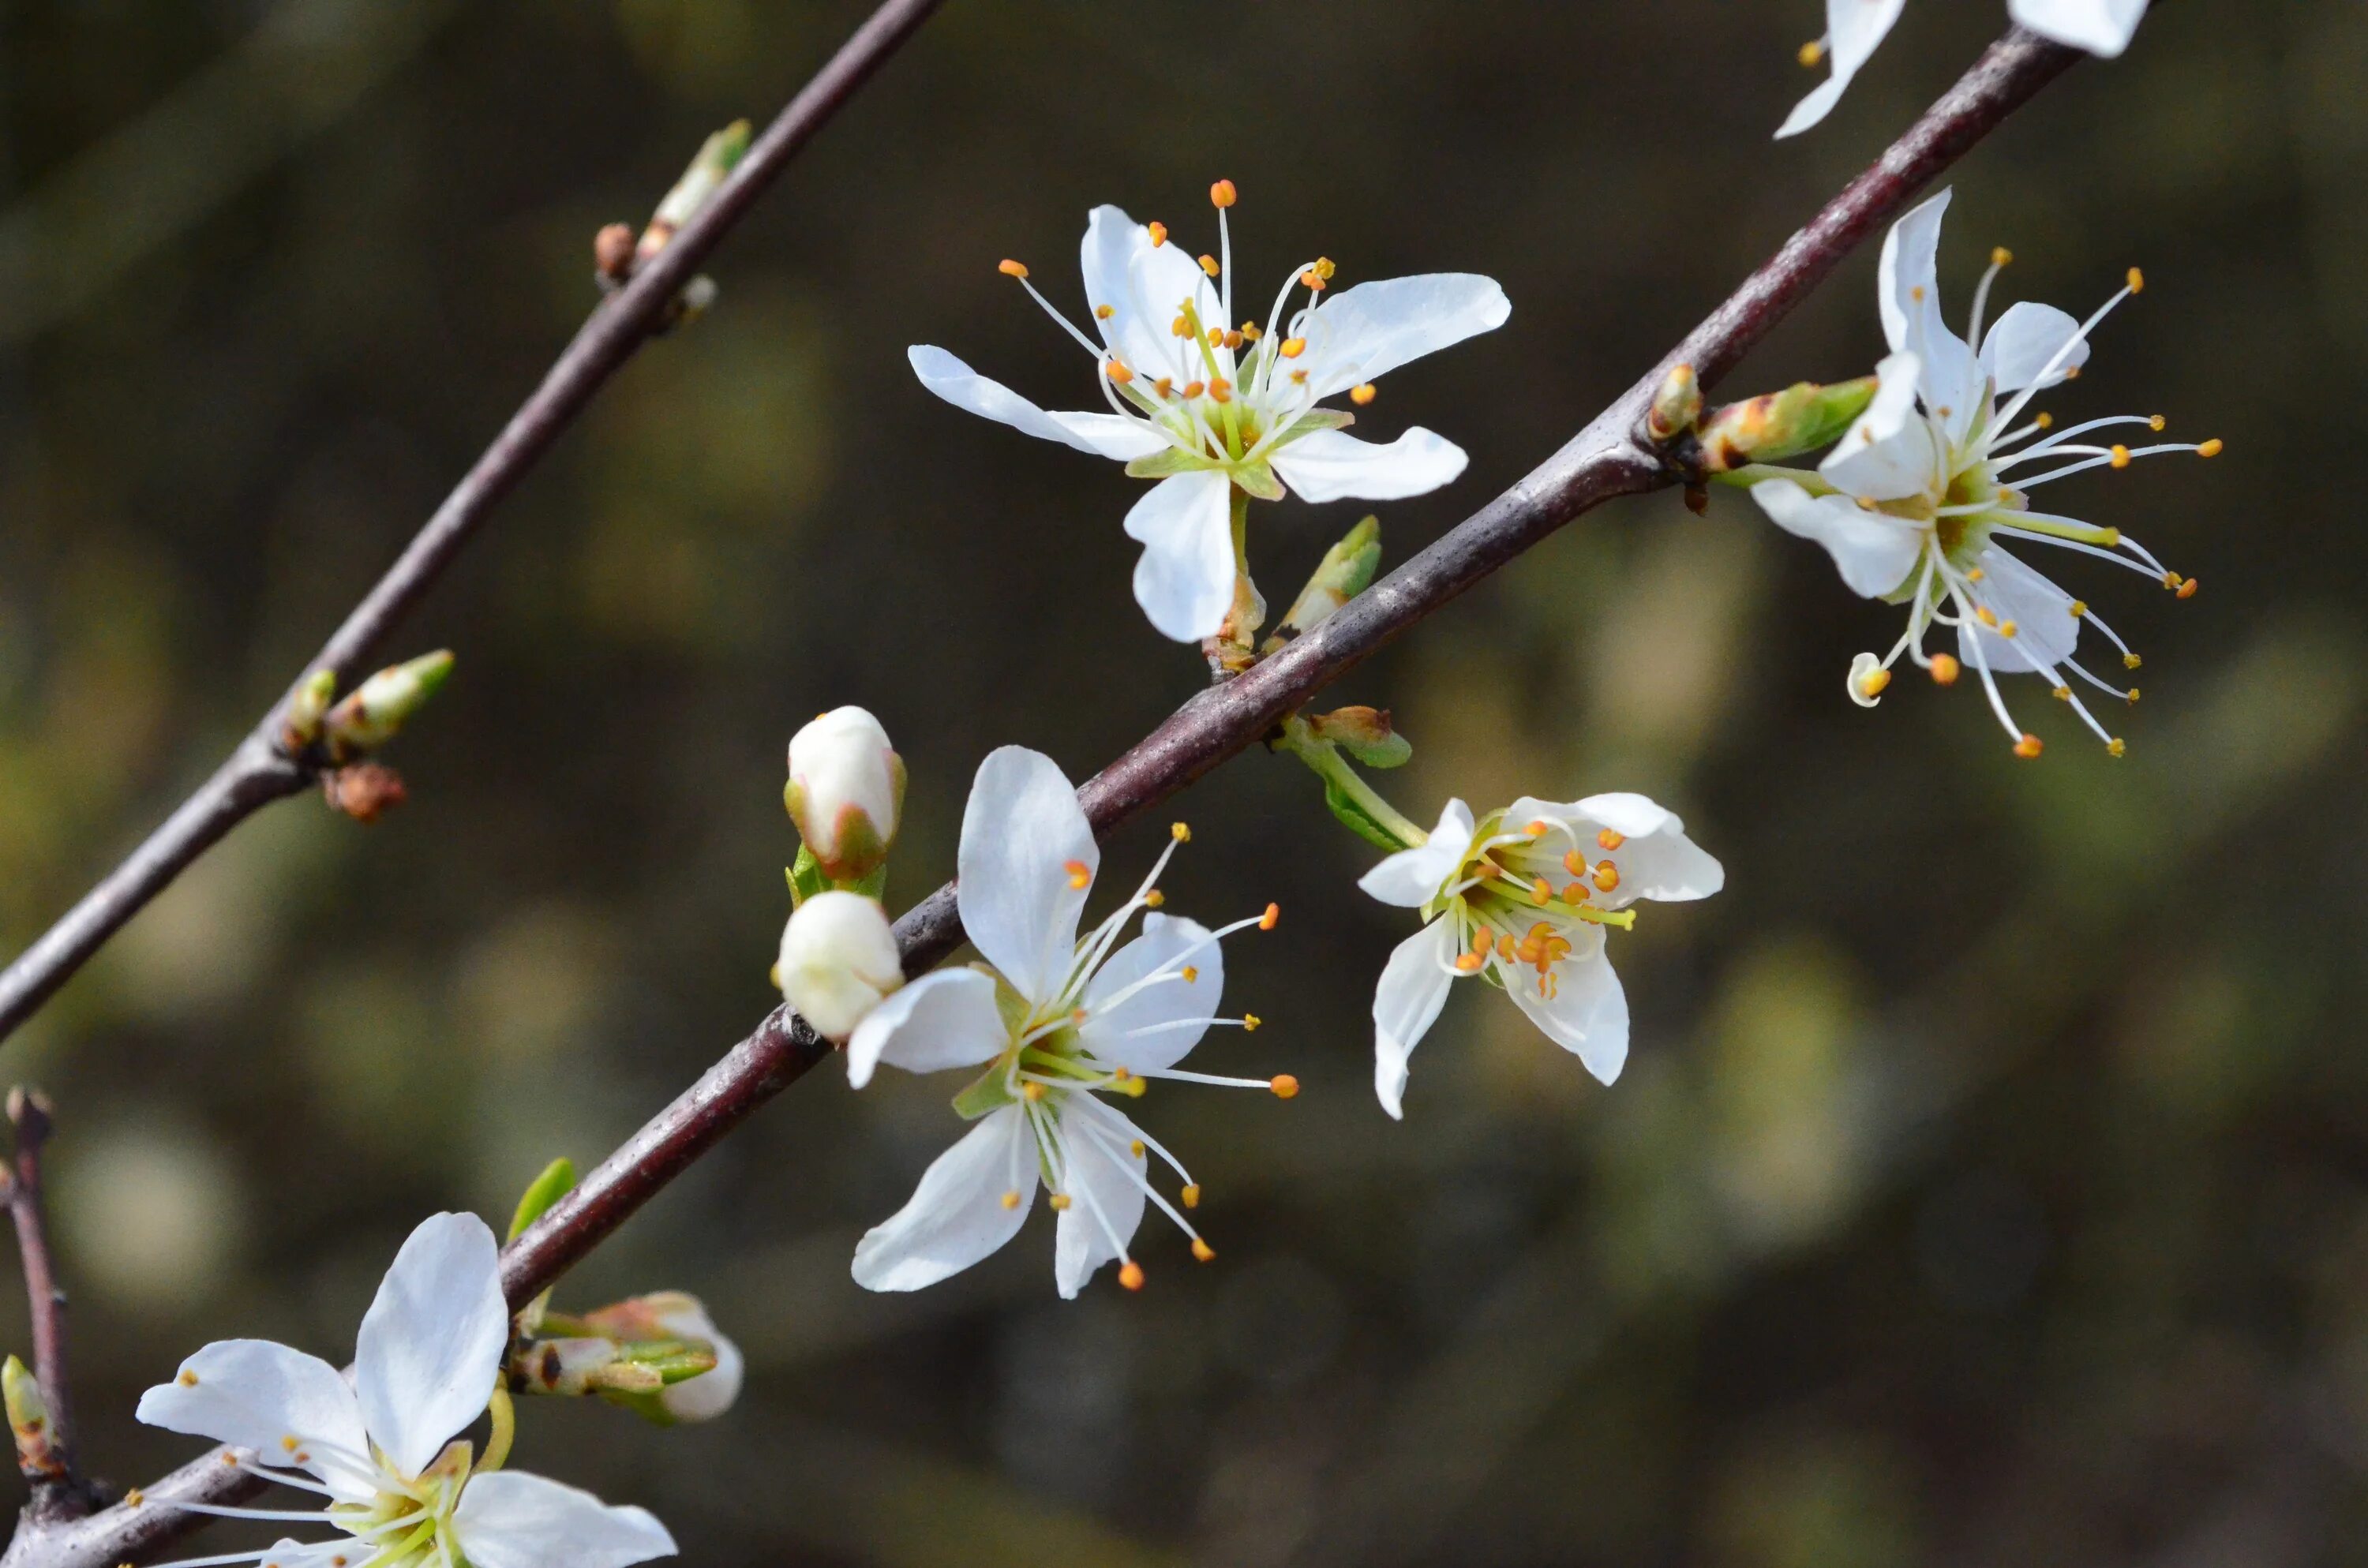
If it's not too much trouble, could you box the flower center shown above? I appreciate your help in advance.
[1436,817,1636,996]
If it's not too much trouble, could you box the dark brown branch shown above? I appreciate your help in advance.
[2,1091,99,1526]
[0,0,950,1046]
[7,24,2081,1568]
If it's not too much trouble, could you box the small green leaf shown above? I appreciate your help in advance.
[508,1158,578,1243]
[1229,460,1285,501]
[1323,778,1415,853]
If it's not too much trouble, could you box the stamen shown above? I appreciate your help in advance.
[1182,1184,1202,1208]
[2014,734,2044,759]
[1144,889,1164,907]
[1049,1193,1072,1211]
[1931,653,1963,688]
[1119,1262,1146,1291]
[1147,222,1168,248]
[2126,267,2145,294]
[2109,445,2131,469]
[1597,829,1625,851]
[1593,863,1621,893]
[1001,1190,1021,1210]
[2108,738,2127,757]
[997,259,1029,279]
[2198,438,2224,458]
[1210,179,1238,208]
[1280,337,1306,358]
[1260,903,1280,930]
[1064,859,1091,889]
[1193,1238,1217,1263]
[1350,383,1377,406]
[1797,37,1826,66]
[1270,1075,1300,1098]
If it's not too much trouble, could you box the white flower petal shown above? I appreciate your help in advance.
[643,1298,742,1424]
[354,1212,508,1481]
[1820,350,1942,502]
[136,1340,373,1504]
[1775,0,1910,137]
[1081,205,1187,383]
[1979,300,2092,396]
[452,1470,676,1568]
[1500,928,1630,1085]
[1373,919,1461,1120]
[907,345,1163,461]
[1122,470,1236,643]
[2008,0,2148,57]
[253,1542,360,1568]
[1077,913,1223,1074]
[957,746,1096,1006]
[1357,799,1475,907]
[852,1106,1036,1293]
[845,967,1007,1089]
[1568,792,1726,907]
[1297,274,1509,399]
[1958,545,2081,672]
[1876,191,1980,422]
[1749,480,1924,600]
[1270,426,1467,503]
[1051,1103,1148,1299]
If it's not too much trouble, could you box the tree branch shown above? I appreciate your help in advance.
[2,1091,99,1526]
[0,0,950,1047]
[5,24,2081,1568]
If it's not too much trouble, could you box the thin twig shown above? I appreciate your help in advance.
[0,0,950,1046]
[4,24,2081,1568]
[2,1091,100,1526]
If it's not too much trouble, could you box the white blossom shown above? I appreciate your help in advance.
[785,705,902,880]
[1361,795,1722,1118]
[1748,189,2220,757]
[1780,0,2150,137]
[847,747,1288,1297]
[910,183,1507,642]
[137,1213,676,1568]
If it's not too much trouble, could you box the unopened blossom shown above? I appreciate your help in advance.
[785,705,903,881]
[779,889,904,1040]
[847,746,1288,1297]
[579,1293,744,1424]
[1781,1,2149,137]
[1746,189,2220,758]
[1361,794,1722,1118]
[137,1212,676,1568]
[910,183,1508,642]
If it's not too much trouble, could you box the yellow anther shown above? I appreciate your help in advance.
[1991,246,2014,268]
[1314,257,1336,280]
[1208,377,1233,403]
[1454,952,1484,973]
[1223,329,1244,350]
[1269,1074,1298,1098]
[1118,1261,1145,1291]
[1525,819,1549,836]
[1531,878,1553,904]
[1049,1193,1072,1211]
[1858,665,1894,700]
[1207,327,1226,347]
[1170,821,1191,844]
[1210,178,1238,208]
[2109,444,2131,469]
[1911,285,1926,303]
[126,1490,144,1508]
[1130,1139,1145,1158]
[179,1370,200,1387]
[1240,321,1262,340]
[1243,1014,1262,1031]
[1192,1237,1217,1263]
[1280,336,1306,359]
[2035,412,2054,429]
[2126,266,2145,294]
[1290,369,1308,384]
[1351,383,1377,406]
[282,1436,300,1452]
[2124,653,2142,670]
[1182,1184,1202,1209]
[1106,359,1135,385]
[2070,600,2088,617]
[1118,1076,1147,1098]
[1975,605,1999,628]
[1182,380,1205,399]
[1593,863,1621,893]
[1182,965,1200,983]
[2149,414,2167,432]
[2108,737,2127,758]
[1023,1081,1046,1102]
[1597,829,1625,851]
[2064,365,2082,380]
[1000,1190,1021,1211]
[1112,1066,1132,1082]
[2052,686,2071,702]
[2198,438,2224,458]
[1563,849,1587,876]
[1562,882,1590,904]
[2013,733,2044,760]
[1171,315,1191,338]
[2000,620,2020,639]
[2161,571,2182,591]
[1966,567,1986,582]
[997,259,1029,279]
[1094,303,1115,320]
[1199,253,1220,277]
[1797,38,1825,66]
[1144,889,1165,907]
[1930,653,1961,686]
[1153,376,1173,397]
[1147,221,1168,247]
[1065,859,1090,889]
[1259,902,1280,930]
[2127,687,2141,703]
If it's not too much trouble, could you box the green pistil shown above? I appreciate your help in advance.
[1475,877,1637,930]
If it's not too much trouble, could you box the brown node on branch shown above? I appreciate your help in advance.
[593,223,636,286]
[323,764,408,825]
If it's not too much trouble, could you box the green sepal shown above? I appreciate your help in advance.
[1321,775,1416,853]
[1269,409,1355,445]
[1124,448,1216,481]
[1695,376,1881,471]
[1305,705,1411,769]
[952,1063,1017,1121]
[1268,515,1381,649]
[786,844,831,907]
[508,1158,577,1244]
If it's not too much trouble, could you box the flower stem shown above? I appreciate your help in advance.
[1275,715,1426,852]
[1707,462,1834,494]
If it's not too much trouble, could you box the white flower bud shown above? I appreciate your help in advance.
[777,891,902,1040]
[650,1296,743,1422]
[785,706,904,881]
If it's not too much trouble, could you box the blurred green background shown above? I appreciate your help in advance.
[2,0,2362,1562]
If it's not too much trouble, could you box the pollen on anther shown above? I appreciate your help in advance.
[1130,1139,1146,1158]
[1193,1238,1217,1263]
[1182,965,1200,983]
[2109,445,2132,469]
[1049,1193,1073,1211]
[1181,1183,1202,1209]
[2035,412,2055,429]
[2053,686,2071,702]
[1991,245,2014,267]
[2014,733,2045,760]
[281,1435,300,1452]
[1455,953,1483,973]
[1911,285,1927,303]
[1182,380,1206,399]
[2127,687,2142,703]
[1280,336,1306,359]
[2198,438,2224,458]
[1147,222,1168,247]
[1171,315,1190,338]
[1106,359,1135,385]
[1597,829,1626,851]
[1145,889,1165,907]
[1113,1066,1133,1083]
[1119,1261,1146,1291]
[2161,571,2182,591]
[178,1370,200,1387]
[2124,653,2142,669]
[2126,266,2145,294]
[1209,377,1233,403]
[1975,606,1999,629]
[997,259,1029,279]
[1259,902,1280,930]
[1241,321,1262,340]
[1095,303,1115,319]
[1351,383,1377,406]
[1269,1074,1299,1098]
[1290,369,1308,384]
[2001,620,2020,639]
[1562,849,1587,877]
[1593,863,1621,893]
[1210,178,1238,208]
[2149,414,2167,432]
[1223,329,1244,350]
[2176,577,2198,599]
[1562,882,1589,904]
[1023,1082,1047,1102]
[1797,38,1825,66]
[2070,600,2088,617]
[999,1190,1021,1211]
[1967,567,1986,582]
[2108,738,2127,758]
[1065,859,1090,889]
[1931,653,1962,686]
[1531,878,1553,904]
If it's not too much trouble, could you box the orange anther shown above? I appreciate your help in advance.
[1259,902,1280,930]
[1065,859,1091,889]
[1105,359,1135,385]
[1930,653,1961,686]
[1455,952,1484,973]
[1269,1075,1299,1099]
[1564,849,1587,876]
[2198,438,2224,458]
[1095,303,1115,319]
[1597,829,1625,851]
[1199,254,1220,277]
[1562,882,1589,904]
[997,259,1029,279]
[1182,380,1205,399]
[1280,337,1307,358]
[2175,576,2198,599]
[1593,863,1621,893]
[1181,1184,1202,1209]
[1209,178,1238,208]
[1147,222,1168,247]
[1118,1261,1145,1291]
[1192,1237,1217,1262]
[1531,878,1553,904]
[1208,377,1233,403]
[1350,383,1377,405]
[1000,1190,1021,1211]
[2013,734,2044,759]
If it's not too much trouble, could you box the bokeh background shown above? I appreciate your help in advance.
[2,0,2362,1562]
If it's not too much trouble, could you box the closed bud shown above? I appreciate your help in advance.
[580,1293,744,1424]
[321,762,408,824]
[1267,515,1381,650]
[281,669,338,750]
[324,650,454,758]
[639,120,752,263]
[1695,376,1880,473]
[1647,362,1702,443]
[777,891,902,1040]
[785,706,904,882]
[1304,705,1411,769]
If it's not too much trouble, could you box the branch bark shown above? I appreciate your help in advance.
[0,0,950,1046]
[2,1091,99,1527]
[4,23,2081,1568]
